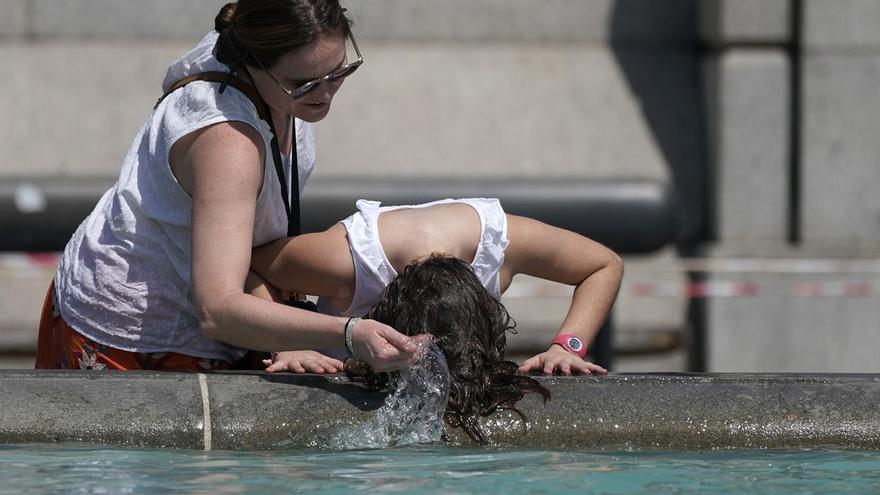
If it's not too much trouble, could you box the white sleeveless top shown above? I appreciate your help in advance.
[317,198,510,318]
[54,31,316,362]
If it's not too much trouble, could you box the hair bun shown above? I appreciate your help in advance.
[214,2,238,32]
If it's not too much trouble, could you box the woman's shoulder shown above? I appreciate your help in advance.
[161,31,223,91]
[162,78,265,123]
[156,31,269,139]
[155,80,270,152]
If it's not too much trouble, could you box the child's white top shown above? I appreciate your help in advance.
[317,198,510,319]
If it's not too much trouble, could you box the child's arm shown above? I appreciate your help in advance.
[263,350,345,374]
[503,215,624,375]
[250,223,356,302]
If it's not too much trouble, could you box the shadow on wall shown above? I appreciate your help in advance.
[609,0,708,253]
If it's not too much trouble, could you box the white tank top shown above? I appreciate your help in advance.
[54,31,316,362]
[317,198,510,318]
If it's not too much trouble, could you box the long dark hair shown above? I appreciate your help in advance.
[364,254,550,444]
[214,0,350,69]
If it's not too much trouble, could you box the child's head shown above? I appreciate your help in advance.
[369,254,508,364]
[366,254,549,443]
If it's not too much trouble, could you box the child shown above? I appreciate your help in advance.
[249,198,623,376]
[362,253,552,444]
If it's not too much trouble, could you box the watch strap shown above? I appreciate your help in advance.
[551,334,587,358]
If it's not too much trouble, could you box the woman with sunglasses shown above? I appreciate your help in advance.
[35,1,427,372]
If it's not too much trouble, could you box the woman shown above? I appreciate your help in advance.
[249,198,624,375]
[35,1,423,372]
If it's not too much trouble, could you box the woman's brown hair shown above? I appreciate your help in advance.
[363,254,550,444]
[214,0,350,70]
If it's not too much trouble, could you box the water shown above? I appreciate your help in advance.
[2,445,880,494]
[329,342,450,449]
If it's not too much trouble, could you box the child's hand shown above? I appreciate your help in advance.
[518,345,607,376]
[263,350,345,374]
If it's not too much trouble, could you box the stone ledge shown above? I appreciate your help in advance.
[700,0,790,46]
[0,0,27,36]
[0,42,682,181]
[3,371,880,450]
[804,0,880,51]
[9,0,695,44]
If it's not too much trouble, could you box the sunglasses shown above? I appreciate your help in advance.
[256,25,363,100]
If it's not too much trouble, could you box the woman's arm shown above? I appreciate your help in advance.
[502,214,624,375]
[178,122,420,371]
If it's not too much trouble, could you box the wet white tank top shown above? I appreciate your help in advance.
[317,198,510,318]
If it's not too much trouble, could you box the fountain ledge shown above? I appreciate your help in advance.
[3,371,880,450]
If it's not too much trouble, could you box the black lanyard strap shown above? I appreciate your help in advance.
[156,71,300,237]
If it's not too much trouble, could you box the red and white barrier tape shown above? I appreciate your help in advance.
[623,280,877,298]
[0,253,60,277]
[1,253,878,298]
[503,279,879,299]
[674,258,880,274]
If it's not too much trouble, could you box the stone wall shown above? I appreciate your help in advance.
[801,0,880,244]
[700,0,880,372]
[701,0,880,246]
[0,0,698,184]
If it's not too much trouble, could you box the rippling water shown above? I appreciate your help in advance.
[3,445,880,494]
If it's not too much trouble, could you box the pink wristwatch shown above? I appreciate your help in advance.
[551,334,587,358]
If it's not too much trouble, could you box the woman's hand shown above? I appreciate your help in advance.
[350,319,431,372]
[263,351,344,374]
[518,345,607,375]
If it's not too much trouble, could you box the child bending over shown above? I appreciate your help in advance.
[249,198,623,376]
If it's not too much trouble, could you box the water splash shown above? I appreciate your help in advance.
[330,342,451,449]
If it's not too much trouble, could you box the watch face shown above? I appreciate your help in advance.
[567,337,582,351]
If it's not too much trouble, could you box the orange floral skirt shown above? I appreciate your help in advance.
[35,281,231,371]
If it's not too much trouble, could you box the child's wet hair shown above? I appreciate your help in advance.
[364,254,550,444]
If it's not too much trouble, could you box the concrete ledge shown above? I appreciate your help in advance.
[29,0,222,40]
[0,42,680,182]
[804,0,880,51]
[9,0,695,44]
[3,371,880,450]
[0,0,27,36]
[349,0,696,44]
[700,0,790,45]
